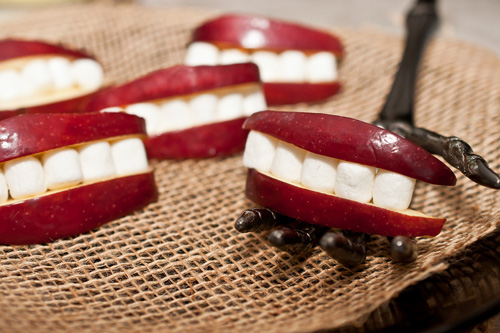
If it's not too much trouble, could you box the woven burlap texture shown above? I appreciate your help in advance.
[0,4,499,332]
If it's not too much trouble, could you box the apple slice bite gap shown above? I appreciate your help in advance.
[84,63,267,159]
[185,14,343,105]
[0,112,158,245]
[0,39,105,120]
[235,0,500,266]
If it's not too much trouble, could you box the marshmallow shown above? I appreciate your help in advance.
[306,52,338,83]
[125,103,161,136]
[48,57,73,89]
[4,156,46,200]
[243,131,279,172]
[301,152,338,193]
[0,170,8,203]
[78,141,116,181]
[189,93,218,126]
[0,69,24,101]
[242,89,267,116]
[219,49,250,65]
[373,169,416,210]
[159,99,192,132]
[216,93,243,121]
[184,42,219,66]
[251,51,280,82]
[21,59,52,93]
[271,141,305,183]
[277,50,307,82]
[42,148,83,190]
[334,161,375,203]
[71,59,104,91]
[111,138,149,176]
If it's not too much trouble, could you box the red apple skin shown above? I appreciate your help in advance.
[0,38,93,62]
[243,111,457,186]
[0,171,157,245]
[263,82,341,106]
[0,113,146,164]
[246,169,446,237]
[192,14,344,56]
[0,90,100,121]
[84,64,261,112]
[146,117,248,159]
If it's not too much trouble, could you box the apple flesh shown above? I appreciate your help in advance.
[0,39,103,118]
[246,169,445,237]
[85,64,264,159]
[189,14,344,105]
[243,111,457,186]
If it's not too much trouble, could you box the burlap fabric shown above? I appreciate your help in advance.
[0,4,499,332]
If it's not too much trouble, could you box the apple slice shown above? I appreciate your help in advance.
[185,14,344,105]
[0,112,157,245]
[242,111,457,237]
[84,63,267,159]
[0,39,104,120]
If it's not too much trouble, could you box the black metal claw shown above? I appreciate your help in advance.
[389,236,418,263]
[320,230,369,267]
[234,208,293,233]
[268,222,328,255]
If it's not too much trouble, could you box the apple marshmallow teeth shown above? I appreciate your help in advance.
[186,14,343,105]
[84,64,267,159]
[241,111,457,238]
[0,113,157,245]
[0,39,104,120]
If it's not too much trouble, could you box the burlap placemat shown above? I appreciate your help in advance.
[0,4,499,332]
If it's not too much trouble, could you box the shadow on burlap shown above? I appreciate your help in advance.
[0,4,499,332]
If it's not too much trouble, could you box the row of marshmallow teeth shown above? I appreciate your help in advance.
[0,137,148,204]
[185,42,338,83]
[102,87,267,136]
[243,131,417,211]
[0,57,104,102]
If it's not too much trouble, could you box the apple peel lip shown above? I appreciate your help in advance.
[242,111,457,237]
[185,14,344,105]
[0,38,104,118]
[84,64,267,159]
[0,112,158,245]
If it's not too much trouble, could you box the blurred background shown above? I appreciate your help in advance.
[0,0,499,57]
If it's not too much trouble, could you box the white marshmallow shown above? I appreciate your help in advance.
[334,161,375,203]
[78,141,116,181]
[251,51,280,82]
[242,90,267,116]
[306,52,338,83]
[125,103,161,136]
[301,152,338,193]
[4,156,46,200]
[216,93,243,121]
[373,169,416,210]
[158,99,192,132]
[111,138,149,176]
[277,50,307,82]
[184,42,219,66]
[0,69,24,101]
[219,49,250,65]
[71,59,104,91]
[21,59,52,93]
[0,170,8,203]
[243,131,279,172]
[189,93,218,126]
[48,57,73,89]
[271,141,305,183]
[42,148,83,190]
